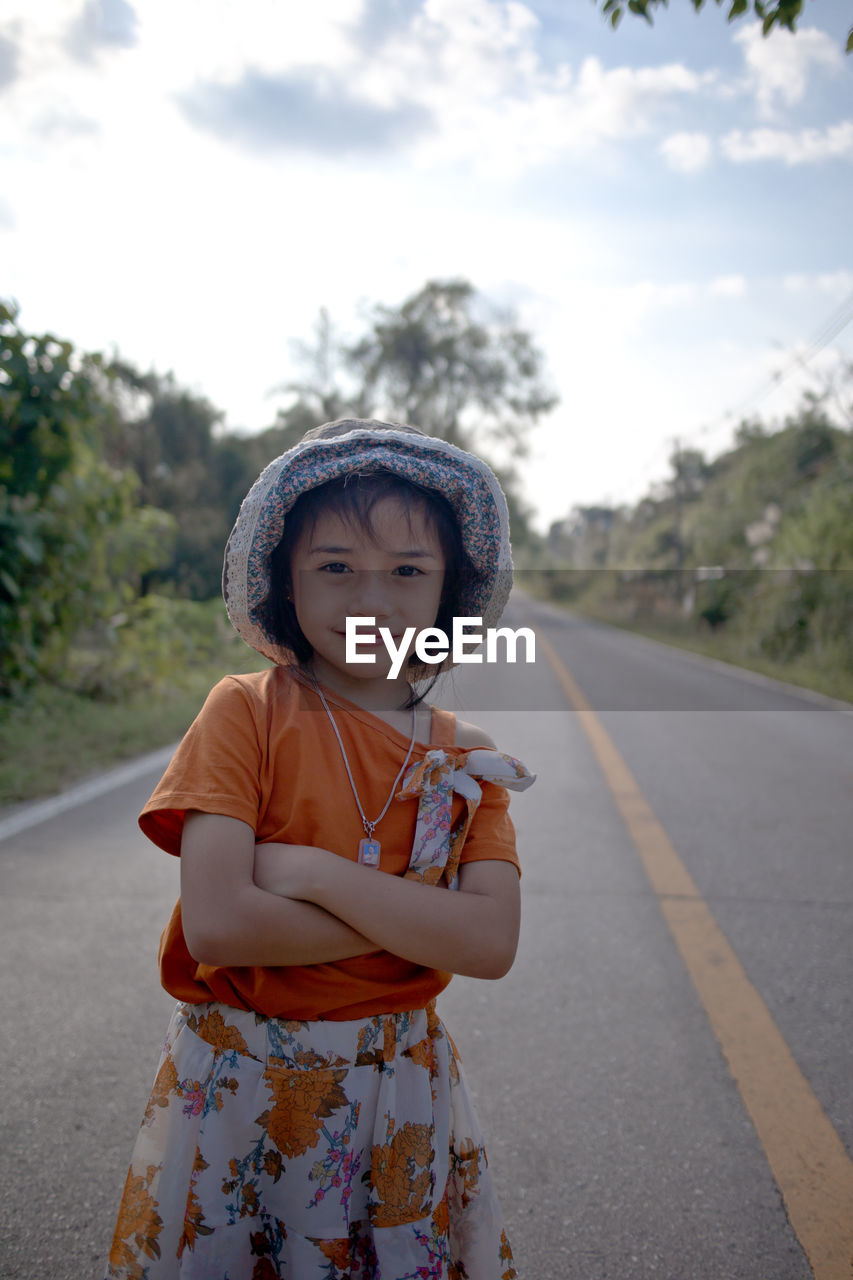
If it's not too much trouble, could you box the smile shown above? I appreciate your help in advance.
[335,630,401,645]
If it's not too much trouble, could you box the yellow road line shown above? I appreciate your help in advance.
[536,627,853,1280]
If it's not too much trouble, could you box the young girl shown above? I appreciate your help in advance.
[105,418,535,1280]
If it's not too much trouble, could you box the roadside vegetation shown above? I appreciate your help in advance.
[529,382,853,705]
[0,616,268,807]
[0,284,553,804]
[1,292,850,805]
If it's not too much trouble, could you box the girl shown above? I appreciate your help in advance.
[105,418,534,1280]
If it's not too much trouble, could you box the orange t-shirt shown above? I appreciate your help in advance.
[140,665,520,1020]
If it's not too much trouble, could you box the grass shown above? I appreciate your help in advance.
[557,603,853,705]
[0,639,269,809]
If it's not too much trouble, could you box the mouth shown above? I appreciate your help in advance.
[334,630,400,646]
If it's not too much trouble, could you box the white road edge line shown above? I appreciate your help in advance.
[0,743,179,844]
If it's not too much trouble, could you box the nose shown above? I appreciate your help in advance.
[351,570,394,620]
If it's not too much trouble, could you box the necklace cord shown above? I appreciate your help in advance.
[308,674,419,839]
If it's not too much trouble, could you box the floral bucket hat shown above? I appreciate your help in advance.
[223,418,513,665]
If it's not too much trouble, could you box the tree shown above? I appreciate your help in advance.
[99,363,249,599]
[271,280,558,547]
[0,303,173,697]
[596,0,853,53]
[346,279,558,458]
[273,308,371,426]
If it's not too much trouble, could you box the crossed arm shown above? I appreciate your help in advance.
[180,811,520,981]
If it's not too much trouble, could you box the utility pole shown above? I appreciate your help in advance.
[671,436,685,594]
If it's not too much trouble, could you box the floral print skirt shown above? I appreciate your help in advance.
[105,1000,516,1279]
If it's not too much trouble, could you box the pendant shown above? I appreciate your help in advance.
[358,837,381,868]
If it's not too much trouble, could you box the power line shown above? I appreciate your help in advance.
[687,286,853,447]
[632,287,853,489]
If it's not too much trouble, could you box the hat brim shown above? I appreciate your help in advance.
[223,425,513,668]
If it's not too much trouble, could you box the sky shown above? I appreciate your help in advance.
[1,0,852,532]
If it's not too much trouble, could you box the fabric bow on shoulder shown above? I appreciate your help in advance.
[396,748,535,888]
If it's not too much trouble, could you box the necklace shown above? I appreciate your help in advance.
[308,674,419,868]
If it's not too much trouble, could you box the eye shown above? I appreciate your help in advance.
[393,564,424,578]
[319,562,351,574]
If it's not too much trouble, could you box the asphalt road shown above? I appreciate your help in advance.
[1,597,851,1279]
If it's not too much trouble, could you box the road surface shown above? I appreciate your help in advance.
[1,596,851,1279]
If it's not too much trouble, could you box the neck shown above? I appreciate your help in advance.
[307,657,414,712]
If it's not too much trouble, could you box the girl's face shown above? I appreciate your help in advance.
[289,494,446,700]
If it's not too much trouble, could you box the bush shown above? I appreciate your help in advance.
[0,303,177,698]
[62,596,242,701]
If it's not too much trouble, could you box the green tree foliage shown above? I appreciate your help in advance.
[99,269,561,594]
[275,280,557,549]
[543,380,853,686]
[99,363,254,599]
[597,0,853,53]
[347,279,558,457]
[2,279,556,701]
[0,303,175,697]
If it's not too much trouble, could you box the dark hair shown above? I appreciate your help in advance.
[256,470,474,697]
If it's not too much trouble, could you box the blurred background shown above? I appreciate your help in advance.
[1,0,851,802]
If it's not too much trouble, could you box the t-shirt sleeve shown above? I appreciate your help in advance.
[139,677,265,855]
[458,780,521,876]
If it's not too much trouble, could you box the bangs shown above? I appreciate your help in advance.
[291,473,459,562]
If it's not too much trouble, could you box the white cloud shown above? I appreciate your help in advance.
[659,130,713,173]
[784,270,853,296]
[709,275,747,299]
[183,0,702,178]
[2,0,849,533]
[783,273,810,294]
[734,21,842,119]
[1,0,718,178]
[625,279,699,314]
[31,107,99,139]
[721,121,853,164]
[0,1,141,156]
[0,0,368,122]
[369,0,715,177]
[63,0,138,64]
[815,270,853,295]
[0,30,19,91]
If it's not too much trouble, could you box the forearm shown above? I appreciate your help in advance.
[190,884,379,967]
[180,818,378,967]
[299,853,520,980]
